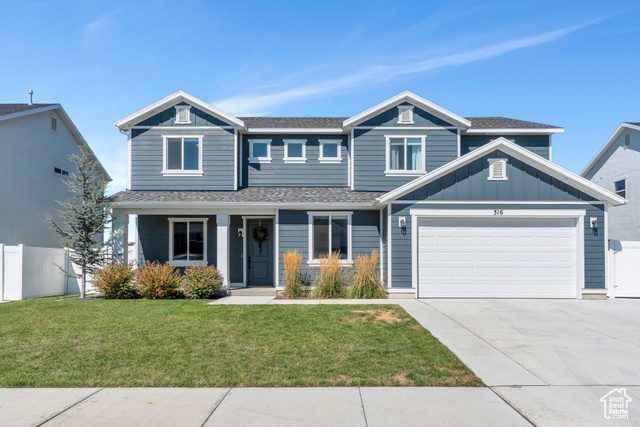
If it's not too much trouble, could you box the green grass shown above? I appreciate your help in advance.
[0,298,482,388]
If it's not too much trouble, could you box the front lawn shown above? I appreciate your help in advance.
[0,298,481,387]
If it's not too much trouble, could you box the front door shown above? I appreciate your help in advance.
[247,218,274,286]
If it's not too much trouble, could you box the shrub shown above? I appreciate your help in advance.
[182,264,223,299]
[282,249,303,299]
[311,251,346,299]
[346,250,387,299]
[92,263,136,299]
[135,261,182,299]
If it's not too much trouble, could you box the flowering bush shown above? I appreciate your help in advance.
[135,261,182,299]
[92,263,136,299]
[182,264,223,299]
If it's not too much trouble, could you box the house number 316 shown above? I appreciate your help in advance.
[493,209,504,215]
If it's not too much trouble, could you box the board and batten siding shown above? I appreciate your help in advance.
[241,134,348,187]
[357,103,456,128]
[136,215,217,268]
[353,127,458,192]
[133,102,232,127]
[461,135,551,160]
[277,210,380,285]
[130,128,235,191]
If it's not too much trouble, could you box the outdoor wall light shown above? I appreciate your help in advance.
[398,217,406,228]
[590,217,598,229]
[238,229,244,238]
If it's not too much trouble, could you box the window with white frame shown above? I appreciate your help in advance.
[163,136,203,175]
[308,212,352,262]
[488,159,508,180]
[169,218,207,266]
[249,140,272,163]
[386,136,424,173]
[397,105,414,124]
[615,179,626,198]
[175,105,191,124]
[319,140,342,162]
[284,140,306,162]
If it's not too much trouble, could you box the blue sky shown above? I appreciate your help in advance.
[1,1,639,194]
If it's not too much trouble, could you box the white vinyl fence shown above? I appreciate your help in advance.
[0,244,87,301]
[609,241,640,298]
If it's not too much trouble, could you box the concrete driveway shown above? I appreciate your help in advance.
[422,298,640,426]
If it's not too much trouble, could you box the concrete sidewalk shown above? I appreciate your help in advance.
[0,387,529,427]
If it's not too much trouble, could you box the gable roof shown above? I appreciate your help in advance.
[379,137,626,206]
[581,122,640,177]
[464,117,563,134]
[0,103,110,181]
[343,91,472,129]
[114,91,245,131]
[239,117,346,129]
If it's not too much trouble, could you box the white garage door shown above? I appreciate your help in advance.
[417,217,578,298]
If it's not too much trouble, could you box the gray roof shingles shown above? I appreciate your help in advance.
[111,187,385,205]
[237,116,559,129]
[624,122,640,126]
[0,104,55,117]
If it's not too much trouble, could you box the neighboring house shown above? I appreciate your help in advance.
[111,91,624,299]
[0,101,110,248]
[581,123,639,241]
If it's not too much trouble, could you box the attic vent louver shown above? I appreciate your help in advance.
[488,159,507,180]
[50,116,57,131]
[625,133,631,147]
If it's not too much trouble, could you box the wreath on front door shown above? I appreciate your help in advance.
[252,226,269,251]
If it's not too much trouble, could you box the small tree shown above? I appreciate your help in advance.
[47,148,113,299]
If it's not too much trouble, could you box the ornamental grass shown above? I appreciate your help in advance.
[282,249,304,299]
[346,250,387,299]
[311,251,346,299]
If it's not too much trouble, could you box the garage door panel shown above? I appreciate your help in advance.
[418,217,578,298]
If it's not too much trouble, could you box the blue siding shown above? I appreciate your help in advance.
[400,150,596,202]
[131,127,235,191]
[277,210,381,285]
[242,134,348,187]
[381,207,388,285]
[358,103,456,127]
[137,215,218,268]
[353,127,458,191]
[461,135,551,159]
[134,102,232,127]
[388,203,605,289]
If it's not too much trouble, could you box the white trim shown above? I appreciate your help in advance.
[307,211,353,264]
[246,128,345,134]
[347,132,352,188]
[239,134,243,187]
[115,90,245,130]
[387,209,392,288]
[350,129,355,190]
[456,128,461,158]
[410,209,586,299]
[487,158,508,181]
[248,139,272,163]
[233,129,238,190]
[391,200,607,206]
[126,132,132,190]
[549,134,553,162]
[319,139,342,163]
[216,215,230,288]
[162,135,204,175]
[385,135,426,174]
[604,205,611,298]
[130,126,236,130]
[343,91,471,129]
[582,123,640,177]
[379,209,383,283]
[174,105,191,124]
[168,217,209,267]
[464,128,564,135]
[354,126,459,130]
[379,137,626,206]
[283,139,307,163]
[275,210,280,288]
[397,105,414,124]
[386,288,416,293]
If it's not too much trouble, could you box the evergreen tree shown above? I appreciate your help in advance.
[47,148,114,299]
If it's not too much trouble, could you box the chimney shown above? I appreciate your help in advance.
[28,89,33,105]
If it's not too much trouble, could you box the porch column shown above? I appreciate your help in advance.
[216,214,230,289]
[112,213,128,264]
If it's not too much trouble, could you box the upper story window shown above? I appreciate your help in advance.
[249,140,272,163]
[175,105,191,124]
[615,179,626,198]
[385,135,425,175]
[319,140,342,163]
[488,159,508,180]
[308,212,352,264]
[53,166,69,176]
[397,105,414,124]
[169,218,207,266]
[284,140,306,163]
[162,136,203,176]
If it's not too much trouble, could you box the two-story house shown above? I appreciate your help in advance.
[0,101,110,248]
[111,91,624,299]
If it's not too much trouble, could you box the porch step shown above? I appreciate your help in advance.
[230,287,277,297]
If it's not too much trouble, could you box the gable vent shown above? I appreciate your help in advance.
[398,106,414,124]
[50,116,57,132]
[175,105,191,124]
[488,159,507,180]
[625,133,631,147]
